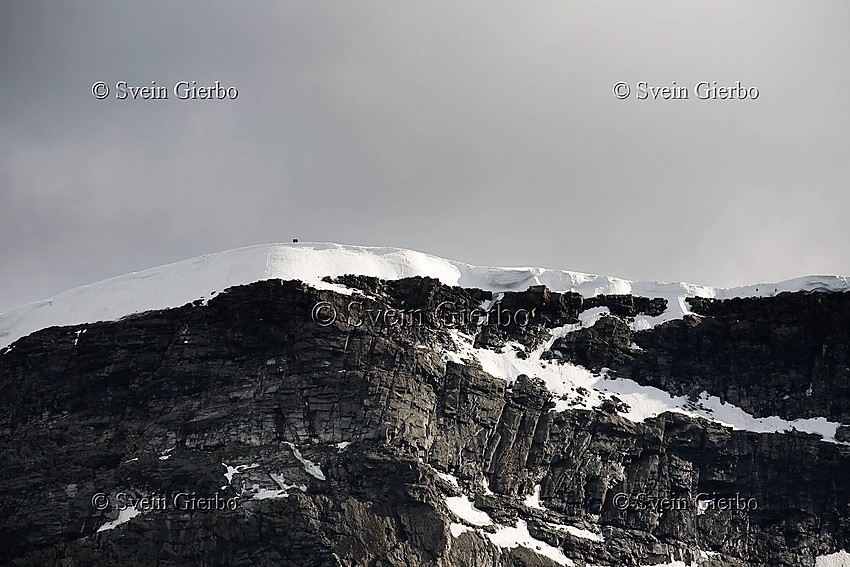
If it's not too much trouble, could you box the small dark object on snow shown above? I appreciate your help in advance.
[292,238,299,243]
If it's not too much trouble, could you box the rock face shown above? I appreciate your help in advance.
[552,292,850,422]
[1,277,850,566]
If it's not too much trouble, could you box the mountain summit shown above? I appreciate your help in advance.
[2,242,848,351]
[2,244,850,565]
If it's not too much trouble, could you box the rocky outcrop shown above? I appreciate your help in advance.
[551,291,850,423]
[1,277,849,566]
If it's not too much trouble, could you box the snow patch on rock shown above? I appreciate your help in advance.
[96,505,141,533]
[816,550,850,567]
[222,462,259,484]
[487,519,574,566]
[578,307,610,328]
[523,484,545,510]
[445,496,493,527]
[284,442,326,481]
[548,522,604,543]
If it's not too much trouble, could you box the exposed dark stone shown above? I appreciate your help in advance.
[1,278,849,565]
[583,295,667,318]
[474,287,583,351]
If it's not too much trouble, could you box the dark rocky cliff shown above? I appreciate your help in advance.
[1,277,849,566]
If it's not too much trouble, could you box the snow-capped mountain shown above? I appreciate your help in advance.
[2,241,848,351]
[2,243,850,566]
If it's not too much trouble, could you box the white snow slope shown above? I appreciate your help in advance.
[2,241,848,352]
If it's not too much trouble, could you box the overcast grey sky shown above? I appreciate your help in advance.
[1,1,848,312]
